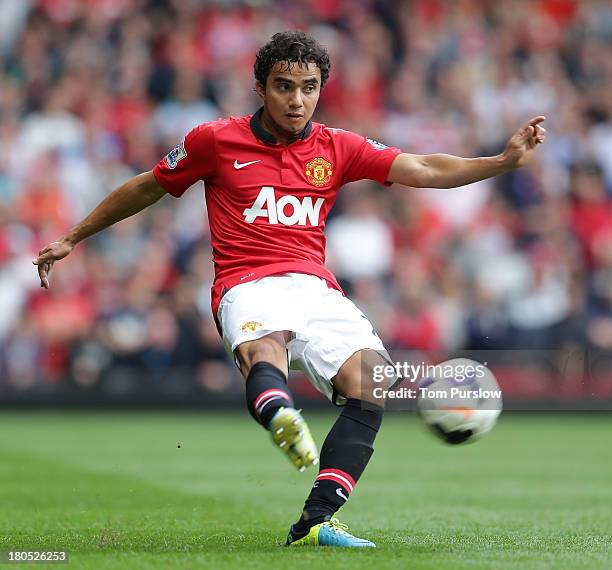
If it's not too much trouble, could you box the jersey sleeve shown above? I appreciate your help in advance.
[153,122,217,197]
[336,130,401,186]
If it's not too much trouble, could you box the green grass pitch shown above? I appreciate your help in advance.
[0,411,610,569]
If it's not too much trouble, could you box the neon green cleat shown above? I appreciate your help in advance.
[269,407,319,472]
[286,518,376,548]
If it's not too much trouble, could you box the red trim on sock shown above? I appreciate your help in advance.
[316,468,356,493]
[253,389,292,416]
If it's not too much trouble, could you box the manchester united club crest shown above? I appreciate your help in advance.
[241,321,263,333]
[305,157,333,187]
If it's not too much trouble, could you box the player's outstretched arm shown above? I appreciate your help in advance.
[387,116,546,189]
[33,171,167,289]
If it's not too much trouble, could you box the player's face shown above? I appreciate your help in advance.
[256,61,321,142]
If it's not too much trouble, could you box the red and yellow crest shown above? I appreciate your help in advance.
[241,321,263,333]
[305,157,333,187]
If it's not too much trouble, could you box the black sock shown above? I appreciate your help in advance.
[245,362,293,429]
[292,399,383,536]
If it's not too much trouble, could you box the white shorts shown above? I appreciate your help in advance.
[217,272,389,403]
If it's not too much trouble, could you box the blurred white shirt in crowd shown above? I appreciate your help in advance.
[326,210,393,281]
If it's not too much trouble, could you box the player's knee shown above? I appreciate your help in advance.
[235,332,289,377]
[333,349,389,406]
[334,375,363,400]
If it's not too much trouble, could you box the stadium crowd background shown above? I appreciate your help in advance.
[0,0,610,402]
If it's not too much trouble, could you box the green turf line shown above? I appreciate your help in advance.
[0,413,610,569]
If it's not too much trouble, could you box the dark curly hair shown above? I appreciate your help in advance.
[254,31,331,88]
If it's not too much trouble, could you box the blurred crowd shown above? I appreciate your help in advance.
[0,0,611,397]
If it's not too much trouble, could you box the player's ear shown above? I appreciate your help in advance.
[255,81,266,100]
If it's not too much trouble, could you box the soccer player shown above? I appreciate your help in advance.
[34,31,546,548]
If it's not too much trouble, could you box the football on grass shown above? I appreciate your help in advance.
[417,358,502,445]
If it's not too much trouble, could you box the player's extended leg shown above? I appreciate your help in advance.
[236,332,319,471]
[287,349,386,547]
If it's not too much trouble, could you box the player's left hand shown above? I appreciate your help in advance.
[502,116,546,169]
[32,237,74,289]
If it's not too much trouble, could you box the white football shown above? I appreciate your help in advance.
[417,358,502,444]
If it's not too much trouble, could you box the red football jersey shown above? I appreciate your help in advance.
[153,109,401,317]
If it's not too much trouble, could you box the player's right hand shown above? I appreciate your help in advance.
[33,238,74,289]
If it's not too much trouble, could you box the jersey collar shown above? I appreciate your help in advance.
[250,107,312,145]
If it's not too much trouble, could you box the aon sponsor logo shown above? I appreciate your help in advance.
[243,186,325,226]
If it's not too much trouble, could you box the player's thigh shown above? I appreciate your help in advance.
[235,331,291,378]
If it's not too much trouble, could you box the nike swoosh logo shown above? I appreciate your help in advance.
[336,488,348,501]
[234,159,261,170]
